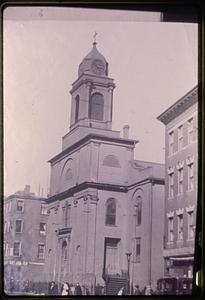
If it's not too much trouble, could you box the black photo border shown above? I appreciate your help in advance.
[0,1,204,300]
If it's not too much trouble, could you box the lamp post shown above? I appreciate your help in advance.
[52,222,59,282]
[126,252,132,295]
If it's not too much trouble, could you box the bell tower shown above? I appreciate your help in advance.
[47,37,138,290]
[69,37,115,131]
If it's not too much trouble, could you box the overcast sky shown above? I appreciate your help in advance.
[3,6,198,196]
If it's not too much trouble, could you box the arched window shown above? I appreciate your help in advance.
[75,95,80,123]
[62,240,68,260]
[134,195,142,226]
[89,93,104,121]
[106,198,116,225]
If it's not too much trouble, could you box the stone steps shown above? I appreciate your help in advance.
[106,276,127,295]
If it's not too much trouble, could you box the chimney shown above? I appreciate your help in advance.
[123,125,130,139]
[24,185,30,194]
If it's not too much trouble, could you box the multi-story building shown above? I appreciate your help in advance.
[157,86,198,279]
[4,185,48,288]
[45,40,165,295]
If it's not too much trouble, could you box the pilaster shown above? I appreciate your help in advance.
[82,192,99,287]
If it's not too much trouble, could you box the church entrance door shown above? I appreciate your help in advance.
[104,238,120,276]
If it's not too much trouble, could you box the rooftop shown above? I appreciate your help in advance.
[6,185,46,201]
[157,85,198,125]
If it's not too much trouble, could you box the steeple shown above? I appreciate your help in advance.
[78,36,108,78]
[69,38,115,132]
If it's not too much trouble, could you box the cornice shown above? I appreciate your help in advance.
[57,227,72,236]
[128,177,165,190]
[48,134,137,165]
[46,181,128,204]
[46,176,165,204]
[70,75,115,94]
[157,86,198,125]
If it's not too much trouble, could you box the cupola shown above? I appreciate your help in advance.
[78,41,108,77]
[69,35,115,132]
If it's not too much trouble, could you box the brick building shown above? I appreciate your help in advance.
[4,185,48,289]
[157,86,198,279]
[45,41,165,294]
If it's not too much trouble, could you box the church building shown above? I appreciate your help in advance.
[45,40,165,295]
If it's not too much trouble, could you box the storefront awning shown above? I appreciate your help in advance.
[170,256,194,261]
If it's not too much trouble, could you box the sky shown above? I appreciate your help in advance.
[3,7,198,197]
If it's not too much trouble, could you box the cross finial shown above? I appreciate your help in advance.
[93,32,97,45]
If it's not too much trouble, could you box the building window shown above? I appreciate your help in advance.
[17,200,24,212]
[75,95,80,123]
[7,244,11,256]
[62,240,68,261]
[134,197,142,226]
[135,237,141,262]
[188,163,194,191]
[168,172,174,198]
[105,198,116,226]
[89,92,104,121]
[5,221,11,234]
[5,202,12,214]
[178,125,183,151]
[37,244,45,259]
[15,220,23,233]
[188,211,195,240]
[168,217,174,242]
[178,168,183,194]
[62,201,71,228]
[6,221,10,233]
[13,242,21,256]
[188,118,194,144]
[39,222,46,235]
[41,205,47,215]
[177,214,183,240]
[169,131,174,155]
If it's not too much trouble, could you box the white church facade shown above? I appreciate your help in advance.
[45,40,165,295]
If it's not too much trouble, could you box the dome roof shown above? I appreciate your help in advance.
[78,42,108,77]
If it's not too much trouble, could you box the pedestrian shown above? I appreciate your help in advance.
[48,281,58,296]
[85,287,90,295]
[61,282,69,296]
[141,286,146,295]
[23,280,29,293]
[75,282,82,295]
[134,285,141,295]
[9,277,15,292]
[69,284,75,295]
[117,286,125,296]
[144,285,152,295]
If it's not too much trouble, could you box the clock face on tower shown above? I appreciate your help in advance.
[91,59,105,75]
